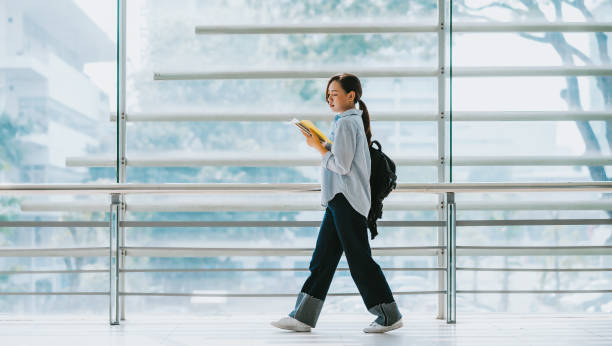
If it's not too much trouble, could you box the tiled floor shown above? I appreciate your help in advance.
[0,314,611,345]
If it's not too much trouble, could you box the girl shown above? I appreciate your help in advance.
[271,73,403,333]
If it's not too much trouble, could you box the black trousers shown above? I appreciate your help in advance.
[289,193,402,327]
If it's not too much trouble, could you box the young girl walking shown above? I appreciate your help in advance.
[271,73,403,333]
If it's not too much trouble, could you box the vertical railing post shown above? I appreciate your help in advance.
[435,0,448,320]
[117,0,128,321]
[109,193,121,325]
[446,192,456,323]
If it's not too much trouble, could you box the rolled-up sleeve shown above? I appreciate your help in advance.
[321,120,356,175]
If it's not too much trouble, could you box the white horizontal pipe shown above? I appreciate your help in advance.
[457,219,611,226]
[0,247,109,257]
[2,182,612,195]
[66,156,116,167]
[66,154,437,167]
[125,246,444,257]
[452,155,612,166]
[19,199,612,212]
[195,23,439,34]
[0,221,108,227]
[0,292,109,296]
[109,111,612,122]
[193,22,612,35]
[121,291,445,297]
[456,246,612,256]
[153,66,612,80]
[109,111,438,122]
[457,267,612,272]
[118,220,444,227]
[457,290,612,294]
[0,269,108,275]
[154,67,439,80]
[453,66,612,77]
[121,267,445,272]
[453,22,612,33]
[65,155,612,167]
[452,111,612,121]
[2,246,610,258]
[458,200,612,210]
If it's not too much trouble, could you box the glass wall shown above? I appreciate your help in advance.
[450,0,611,313]
[0,0,116,316]
[0,0,610,318]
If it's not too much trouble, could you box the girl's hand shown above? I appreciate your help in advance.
[300,129,320,148]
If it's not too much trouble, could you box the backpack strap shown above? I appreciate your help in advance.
[371,139,382,151]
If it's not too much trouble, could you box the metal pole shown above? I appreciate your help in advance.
[446,192,456,324]
[118,0,128,321]
[436,0,447,320]
[109,193,121,325]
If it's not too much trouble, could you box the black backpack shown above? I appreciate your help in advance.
[367,140,397,240]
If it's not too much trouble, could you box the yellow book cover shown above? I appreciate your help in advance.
[291,118,333,144]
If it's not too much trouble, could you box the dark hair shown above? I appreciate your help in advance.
[325,73,372,146]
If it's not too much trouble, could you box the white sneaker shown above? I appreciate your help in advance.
[270,316,312,332]
[363,319,403,333]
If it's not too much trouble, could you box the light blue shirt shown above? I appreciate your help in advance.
[320,108,371,218]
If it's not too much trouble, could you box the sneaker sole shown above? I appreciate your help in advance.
[270,322,311,332]
[363,320,403,333]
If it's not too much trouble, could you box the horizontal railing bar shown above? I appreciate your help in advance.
[452,111,612,121]
[1,219,605,229]
[0,292,109,296]
[193,22,612,35]
[0,269,108,275]
[457,246,612,256]
[119,220,445,227]
[1,182,611,194]
[455,200,612,210]
[195,23,439,34]
[453,66,612,77]
[453,22,612,32]
[122,220,608,227]
[3,246,611,258]
[110,111,438,122]
[121,267,446,273]
[120,291,446,297]
[124,246,445,257]
[0,221,108,227]
[153,66,612,80]
[109,111,612,122]
[457,267,612,272]
[456,219,612,226]
[19,200,612,212]
[154,67,439,80]
[65,155,612,168]
[457,290,612,294]
[0,248,109,257]
[66,155,438,167]
[21,201,439,212]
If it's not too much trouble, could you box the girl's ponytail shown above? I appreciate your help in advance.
[358,99,372,146]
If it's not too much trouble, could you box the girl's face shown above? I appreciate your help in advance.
[327,80,356,113]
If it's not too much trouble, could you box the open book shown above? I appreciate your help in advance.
[291,118,333,144]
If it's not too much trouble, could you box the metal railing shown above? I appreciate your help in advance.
[0,182,611,325]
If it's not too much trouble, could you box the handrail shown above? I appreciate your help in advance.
[109,110,612,122]
[63,155,612,168]
[0,182,611,194]
[193,22,612,35]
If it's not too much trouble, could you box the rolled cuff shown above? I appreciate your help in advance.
[368,301,402,326]
[288,291,324,328]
